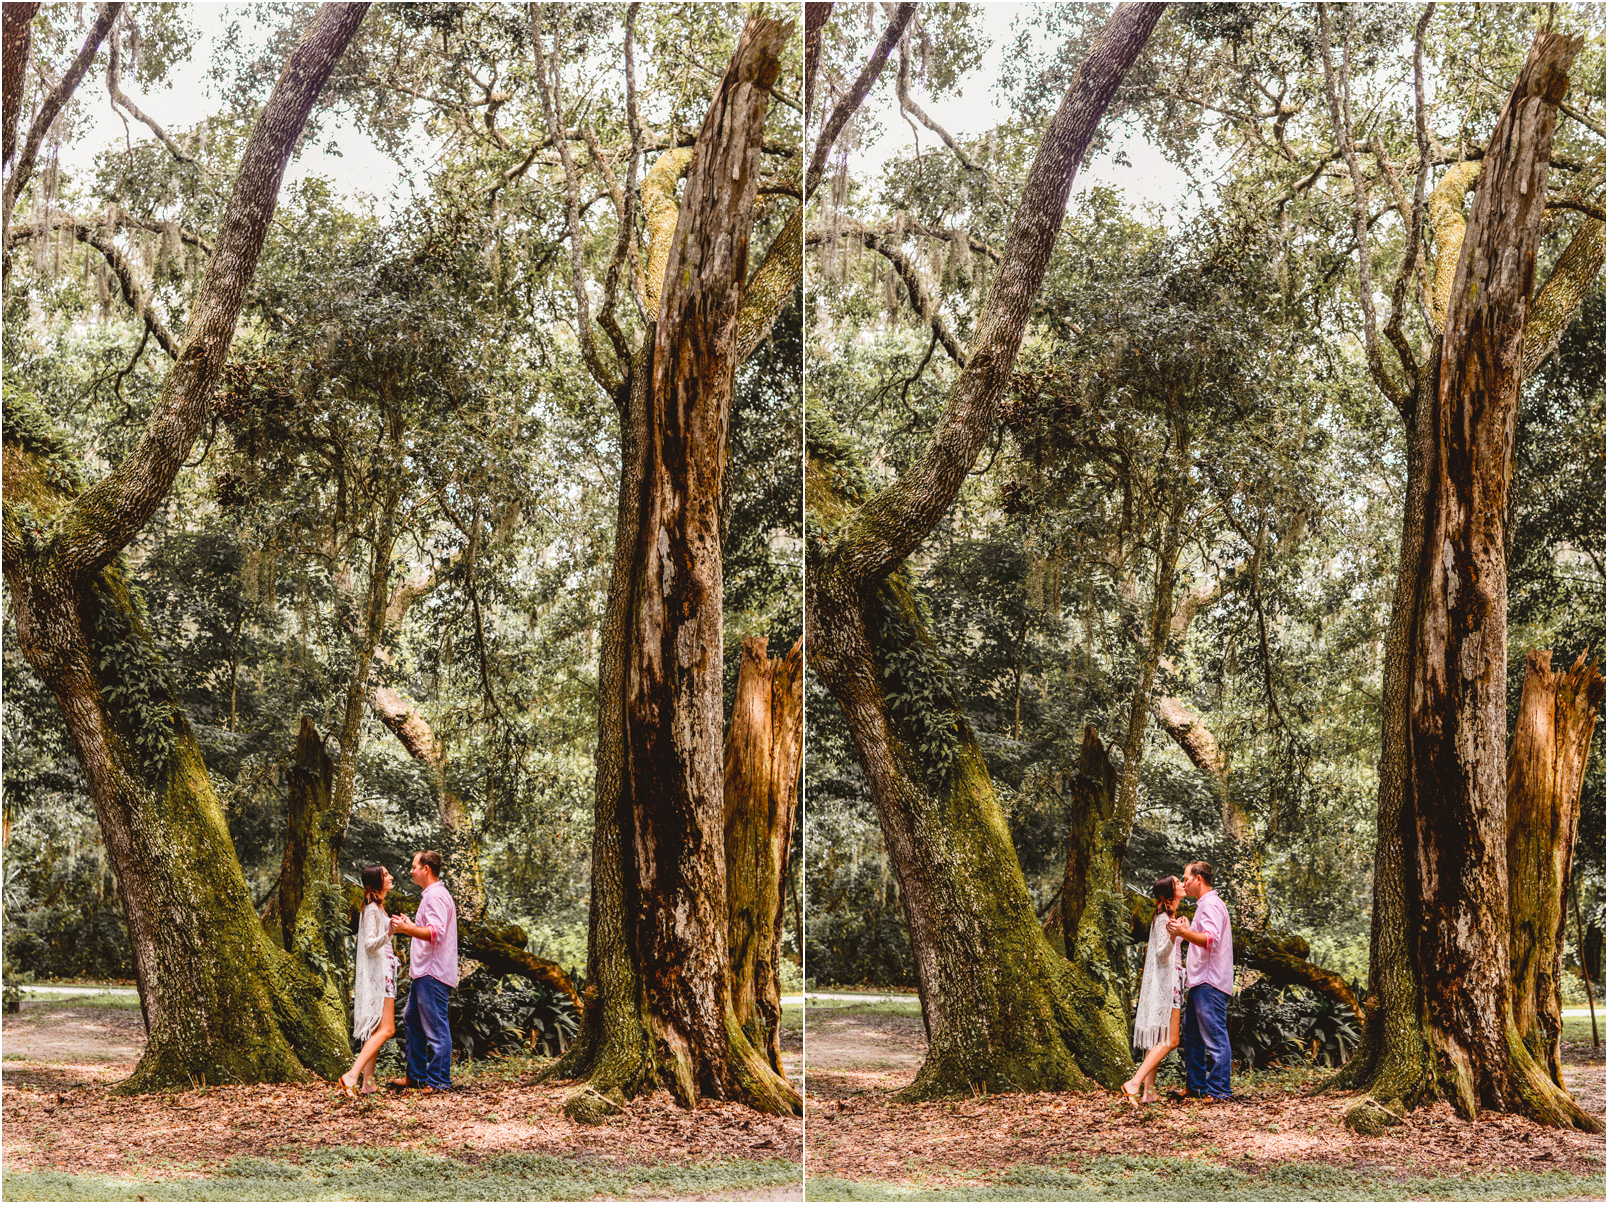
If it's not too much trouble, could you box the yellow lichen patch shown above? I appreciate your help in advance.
[639,146,696,319]
[1427,161,1482,329]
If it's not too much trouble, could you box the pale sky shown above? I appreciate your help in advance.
[62,4,422,218]
[851,3,1202,228]
[60,4,1202,226]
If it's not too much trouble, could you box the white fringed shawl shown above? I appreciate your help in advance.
[352,901,394,1042]
[1132,912,1180,1051]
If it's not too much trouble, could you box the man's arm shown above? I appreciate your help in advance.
[1167,901,1222,950]
[391,891,440,941]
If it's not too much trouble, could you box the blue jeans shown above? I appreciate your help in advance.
[404,975,452,1088]
[1182,984,1231,1099]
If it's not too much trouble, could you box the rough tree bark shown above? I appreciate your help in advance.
[370,685,488,919]
[1333,29,1600,1134]
[1151,695,1269,930]
[807,2,1164,1100]
[0,4,370,1092]
[724,636,804,1078]
[550,15,803,1120]
[1,2,40,169]
[1507,650,1604,1088]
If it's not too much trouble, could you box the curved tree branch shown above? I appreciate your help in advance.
[2,2,121,272]
[822,3,1166,593]
[1317,3,1408,407]
[47,2,371,585]
[805,2,916,202]
[531,4,620,396]
[105,17,192,165]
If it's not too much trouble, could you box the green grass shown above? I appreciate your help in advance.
[806,999,923,1018]
[1561,1015,1606,1049]
[2,1146,800,1201]
[15,992,143,1011]
[805,1154,1607,1201]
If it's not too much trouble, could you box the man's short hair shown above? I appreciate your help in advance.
[416,850,443,879]
[1185,860,1214,887]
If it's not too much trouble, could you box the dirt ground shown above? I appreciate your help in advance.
[804,1006,1608,1195]
[1,997,803,1199]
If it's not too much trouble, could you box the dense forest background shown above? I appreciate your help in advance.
[804,2,1604,996]
[2,2,803,992]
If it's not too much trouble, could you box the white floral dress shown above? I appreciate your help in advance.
[352,901,398,1042]
[1132,912,1182,1051]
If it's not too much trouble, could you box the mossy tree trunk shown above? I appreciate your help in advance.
[1507,650,1604,1088]
[1333,30,1600,1133]
[806,3,1163,1101]
[724,636,804,1077]
[551,16,804,1119]
[0,4,370,1092]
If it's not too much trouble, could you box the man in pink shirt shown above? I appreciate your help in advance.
[387,850,458,1092]
[1165,860,1234,1101]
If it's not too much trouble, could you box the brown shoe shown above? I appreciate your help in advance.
[386,1077,414,1091]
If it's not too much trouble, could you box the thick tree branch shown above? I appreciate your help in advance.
[822,3,1166,592]
[1,3,40,168]
[806,2,916,201]
[44,2,371,585]
[1523,216,1606,378]
[804,3,832,123]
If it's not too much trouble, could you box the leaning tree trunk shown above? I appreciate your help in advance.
[805,2,1163,1101]
[550,16,799,1120]
[1507,649,1605,1087]
[370,685,488,919]
[0,474,350,1090]
[724,636,804,1078]
[1152,695,1270,931]
[1345,30,1597,1134]
[0,4,369,1091]
[810,429,1134,1099]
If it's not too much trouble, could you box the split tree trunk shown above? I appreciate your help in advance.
[806,2,1163,1100]
[550,17,800,1119]
[1337,30,1599,1134]
[1507,649,1604,1087]
[724,636,804,1077]
[0,3,370,1092]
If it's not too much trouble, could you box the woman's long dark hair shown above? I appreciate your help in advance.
[1151,874,1179,922]
[361,864,387,908]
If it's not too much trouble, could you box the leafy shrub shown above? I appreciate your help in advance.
[1227,979,1360,1070]
[390,971,580,1064]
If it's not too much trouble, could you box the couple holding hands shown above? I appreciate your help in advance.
[338,850,460,1096]
[1123,860,1235,1106]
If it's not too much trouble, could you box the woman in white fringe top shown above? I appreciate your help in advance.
[1121,873,1186,1106]
[338,864,399,1096]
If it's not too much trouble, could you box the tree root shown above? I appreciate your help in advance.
[1344,1096,1407,1136]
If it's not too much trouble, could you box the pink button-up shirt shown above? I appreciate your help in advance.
[410,880,459,987]
[1185,888,1234,994]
